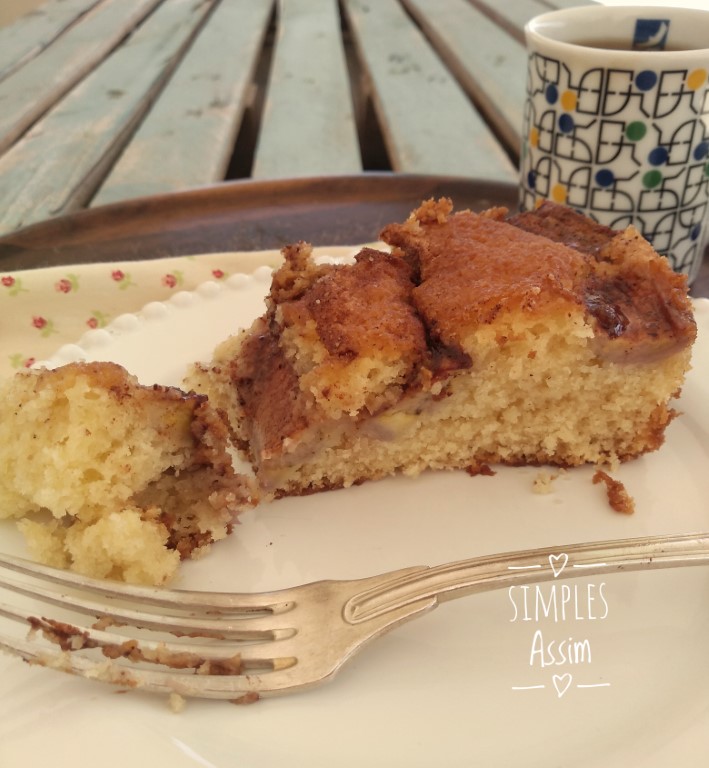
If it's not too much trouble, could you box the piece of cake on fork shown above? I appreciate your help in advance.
[188,199,696,499]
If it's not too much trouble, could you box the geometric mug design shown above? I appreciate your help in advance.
[519,48,709,278]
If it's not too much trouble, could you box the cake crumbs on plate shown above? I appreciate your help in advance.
[593,469,635,514]
[231,691,261,705]
[169,692,187,713]
[532,470,560,494]
[466,462,495,477]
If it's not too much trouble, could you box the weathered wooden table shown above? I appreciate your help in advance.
[0,0,706,294]
[0,0,548,223]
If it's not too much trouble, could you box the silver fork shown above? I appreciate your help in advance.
[1,531,708,701]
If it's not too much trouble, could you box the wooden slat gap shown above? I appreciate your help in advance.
[339,0,392,171]
[251,0,362,178]
[343,0,516,180]
[466,0,525,44]
[400,0,526,161]
[401,0,521,166]
[224,3,278,179]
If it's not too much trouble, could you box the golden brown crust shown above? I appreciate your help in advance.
[507,202,696,359]
[585,229,697,361]
[267,241,331,306]
[382,198,696,361]
[403,210,588,346]
[280,247,426,363]
[507,200,617,256]
[29,360,208,410]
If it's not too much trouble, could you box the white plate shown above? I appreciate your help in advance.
[1,272,709,768]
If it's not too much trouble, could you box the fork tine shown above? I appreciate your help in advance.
[0,552,288,613]
[0,592,303,699]
[0,553,312,697]
[0,570,296,639]
[0,631,291,699]
[0,552,297,639]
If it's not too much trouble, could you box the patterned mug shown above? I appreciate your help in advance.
[520,5,709,283]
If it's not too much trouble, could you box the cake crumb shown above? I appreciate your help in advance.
[466,463,495,477]
[532,470,559,494]
[169,692,187,713]
[592,470,635,514]
[231,691,261,705]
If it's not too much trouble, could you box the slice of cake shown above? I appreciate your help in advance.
[187,199,696,498]
[0,362,256,584]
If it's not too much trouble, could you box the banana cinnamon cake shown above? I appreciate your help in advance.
[188,199,696,498]
[0,362,256,584]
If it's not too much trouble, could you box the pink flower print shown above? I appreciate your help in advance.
[2,274,28,296]
[9,353,36,370]
[31,316,57,338]
[86,310,109,329]
[111,269,135,289]
[55,274,79,293]
[212,269,226,280]
[161,270,183,289]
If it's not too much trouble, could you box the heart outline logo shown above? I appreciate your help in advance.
[552,673,573,698]
[549,552,568,578]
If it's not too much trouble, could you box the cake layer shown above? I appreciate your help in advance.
[188,200,696,498]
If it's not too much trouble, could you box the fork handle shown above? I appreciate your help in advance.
[343,532,709,623]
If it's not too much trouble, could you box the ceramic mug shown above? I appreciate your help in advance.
[519,5,709,283]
